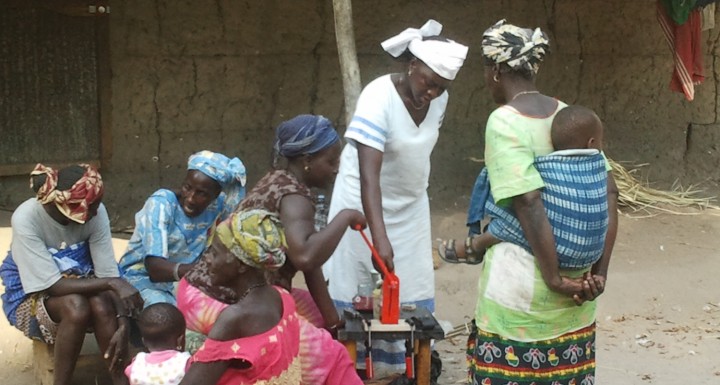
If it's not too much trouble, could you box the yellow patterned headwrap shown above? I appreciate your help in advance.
[215,209,287,271]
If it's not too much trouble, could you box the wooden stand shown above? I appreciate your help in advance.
[338,307,444,385]
[32,340,55,385]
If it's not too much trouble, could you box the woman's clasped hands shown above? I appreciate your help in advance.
[568,273,605,305]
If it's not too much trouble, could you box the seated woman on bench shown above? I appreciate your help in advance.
[0,164,143,385]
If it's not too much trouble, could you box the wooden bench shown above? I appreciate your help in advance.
[31,311,145,384]
[33,340,55,385]
[32,334,112,385]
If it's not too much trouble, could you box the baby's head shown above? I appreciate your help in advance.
[551,105,604,151]
[138,303,186,352]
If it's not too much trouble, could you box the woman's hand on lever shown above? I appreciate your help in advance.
[350,210,396,273]
[373,236,394,273]
[347,210,367,231]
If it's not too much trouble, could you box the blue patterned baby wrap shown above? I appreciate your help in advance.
[467,153,609,269]
[0,242,93,325]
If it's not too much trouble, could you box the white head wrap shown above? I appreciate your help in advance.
[381,20,468,80]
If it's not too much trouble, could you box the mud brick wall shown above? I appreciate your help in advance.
[2,0,719,225]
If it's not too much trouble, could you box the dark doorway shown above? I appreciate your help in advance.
[0,0,110,176]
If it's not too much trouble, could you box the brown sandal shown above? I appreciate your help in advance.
[436,237,484,265]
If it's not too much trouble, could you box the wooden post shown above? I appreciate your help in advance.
[341,340,358,364]
[332,0,362,126]
[416,339,432,385]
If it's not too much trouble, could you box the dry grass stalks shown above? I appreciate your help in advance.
[610,159,720,217]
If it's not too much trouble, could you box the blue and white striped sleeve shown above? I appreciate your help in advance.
[345,79,389,152]
[139,193,174,259]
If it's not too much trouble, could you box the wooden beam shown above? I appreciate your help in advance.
[332,0,362,126]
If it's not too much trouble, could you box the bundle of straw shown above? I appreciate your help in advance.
[609,159,720,217]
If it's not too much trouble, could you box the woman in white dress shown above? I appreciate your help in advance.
[323,19,467,377]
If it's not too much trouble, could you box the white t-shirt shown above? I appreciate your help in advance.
[10,198,119,294]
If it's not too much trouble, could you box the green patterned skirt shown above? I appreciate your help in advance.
[467,321,596,385]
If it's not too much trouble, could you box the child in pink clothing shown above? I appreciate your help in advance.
[125,303,191,385]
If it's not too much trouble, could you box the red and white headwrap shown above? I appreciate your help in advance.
[30,164,104,224]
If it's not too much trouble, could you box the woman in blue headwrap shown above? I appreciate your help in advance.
[183,114,367,385]
[119,151,246,306]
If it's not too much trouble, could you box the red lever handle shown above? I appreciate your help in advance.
[353,224,392,277]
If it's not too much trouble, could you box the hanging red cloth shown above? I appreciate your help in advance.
[657,1,705,101]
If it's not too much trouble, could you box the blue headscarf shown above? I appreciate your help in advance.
[187,151,246,188]
[273,115,340,159]
[187,151,247,209]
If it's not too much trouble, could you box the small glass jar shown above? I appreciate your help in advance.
[352,282,374,311]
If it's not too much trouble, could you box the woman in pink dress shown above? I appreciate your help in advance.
[178,210,301,385]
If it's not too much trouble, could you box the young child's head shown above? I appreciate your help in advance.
[138,303,186,352]
[551,105,604,151]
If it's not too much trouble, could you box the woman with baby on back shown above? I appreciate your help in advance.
[457,20,619,385]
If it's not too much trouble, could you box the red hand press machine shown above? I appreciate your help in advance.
[354,226,426,379]
[354,225,400,324]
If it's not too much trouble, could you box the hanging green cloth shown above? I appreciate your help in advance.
[661,0,698,24]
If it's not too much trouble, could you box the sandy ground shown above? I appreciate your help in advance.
[1,209,719,384]
[431,209,720,385]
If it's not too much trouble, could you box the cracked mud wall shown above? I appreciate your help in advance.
[104,0,341,226]
[3,0,720,225]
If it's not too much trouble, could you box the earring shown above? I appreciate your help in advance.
[408,70,412,77]
[493,74,499,83]
[304,165,310,172]
[176,345,183,351]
